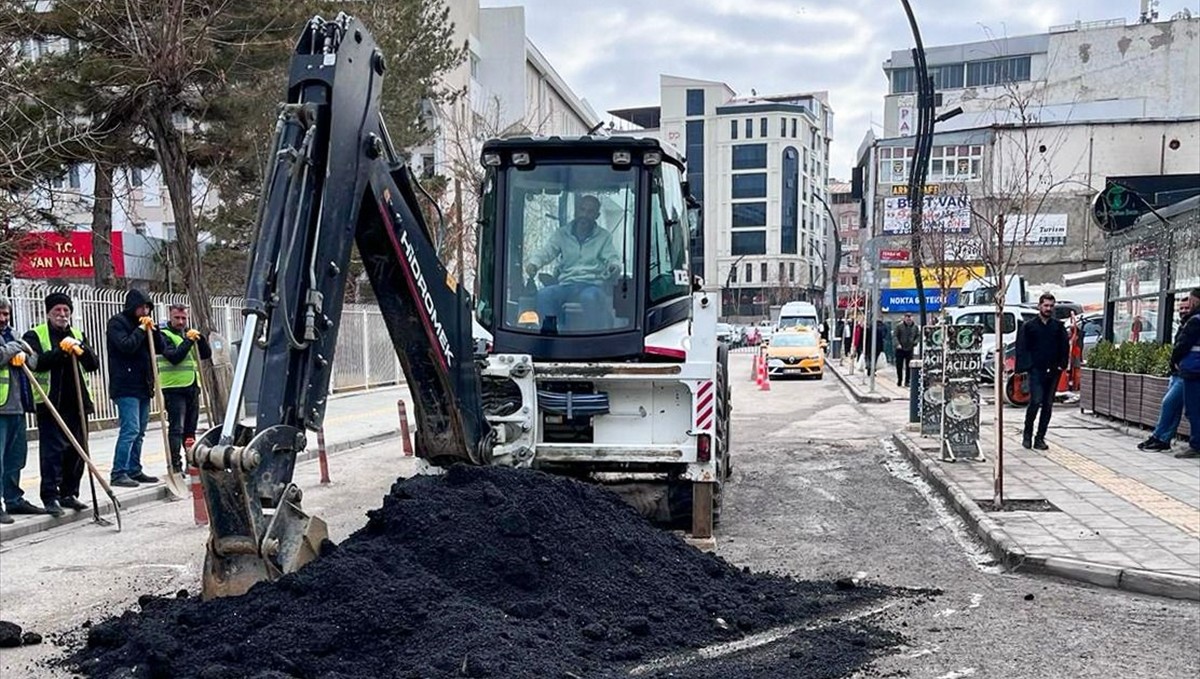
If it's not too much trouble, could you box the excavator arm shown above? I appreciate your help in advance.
[191,14,491,599]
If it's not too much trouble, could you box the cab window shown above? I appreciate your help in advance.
[648,163,690,304]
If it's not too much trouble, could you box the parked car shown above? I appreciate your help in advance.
[716,322,736,346]
[1079,313,1104,360]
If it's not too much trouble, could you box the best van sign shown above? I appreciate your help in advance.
[882,195,972,235]
[15,231,125,279]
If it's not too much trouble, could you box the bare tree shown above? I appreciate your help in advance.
[963,81,1077,506]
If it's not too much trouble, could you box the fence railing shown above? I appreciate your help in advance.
[2,281,403,431]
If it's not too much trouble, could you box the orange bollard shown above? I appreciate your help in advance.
[397,399,414,456]
[317,427,330,484]
[758,354,772,391]
[187,458,209,526]
[751,350,760,381]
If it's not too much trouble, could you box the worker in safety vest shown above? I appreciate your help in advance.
[1,295,42,523]
[158,303,211,473]
[21,292,100,518]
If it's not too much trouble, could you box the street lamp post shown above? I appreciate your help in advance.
[724,254,747,320]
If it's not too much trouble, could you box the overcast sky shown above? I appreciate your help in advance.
[481,0,1195,179]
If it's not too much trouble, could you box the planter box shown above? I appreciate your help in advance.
[1079,368,1095,412]
[1092,369,1115,419]
[1141,376,1169,430]
[1123,374,1143,427]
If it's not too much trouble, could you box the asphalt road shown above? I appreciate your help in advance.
[1,358,1197,678]
[716,353,1199,678]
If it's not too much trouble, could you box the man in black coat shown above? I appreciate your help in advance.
[1170,288,1200,459]
[22,292,101,517]
[1015,293,1070,450]
[106,288,166,487]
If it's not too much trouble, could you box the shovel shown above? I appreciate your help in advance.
[20,362,122,531]
[145,324,187,499]
[70,353,111,527]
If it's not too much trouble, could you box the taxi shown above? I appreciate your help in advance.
[764,328,825,378]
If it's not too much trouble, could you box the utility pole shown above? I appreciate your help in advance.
[900,0,935,328]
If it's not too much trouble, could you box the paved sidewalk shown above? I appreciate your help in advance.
[0,386,414,541]
[829,357,1200,600]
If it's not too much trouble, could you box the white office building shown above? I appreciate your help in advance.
[612,76,835,321]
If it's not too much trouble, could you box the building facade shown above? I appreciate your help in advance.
[826,182,863,312]
[613,76,835,321]
[860,15,1200,291]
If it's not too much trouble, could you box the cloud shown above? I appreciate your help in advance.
[481,0,1185,178]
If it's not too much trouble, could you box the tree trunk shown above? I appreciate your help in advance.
[145,106,228,415]
[91,162,117,288]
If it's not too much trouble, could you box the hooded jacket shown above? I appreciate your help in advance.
[105,289,167,400]
[1171,308,1200,379]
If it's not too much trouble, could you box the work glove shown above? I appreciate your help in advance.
[10,351,26,367]
[606,262,622,278]
[139,316,155,331]
[186,328,202,341]
[59,337,84,356]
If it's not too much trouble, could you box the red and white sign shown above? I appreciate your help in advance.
[15,231,125,279]
[879,248,910,263]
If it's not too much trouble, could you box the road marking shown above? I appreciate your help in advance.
[628,600,900,675]
[1041,441,1200,538]
[935,669,978,679]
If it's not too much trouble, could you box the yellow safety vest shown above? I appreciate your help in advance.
[157,326,198,389]
[0,359,9,407]
[31,323,93,405]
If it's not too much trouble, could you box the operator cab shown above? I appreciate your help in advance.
[476,136,694,361]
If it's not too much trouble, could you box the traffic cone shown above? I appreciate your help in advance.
[751,351,760,381]
[188,456,209,526]
[758,354,771,391]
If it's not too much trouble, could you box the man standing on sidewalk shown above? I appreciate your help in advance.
[106,289,165,488]
[22,292,101,517]
[1138,294,1193,452]
[894,313,919,387]
[1,297,45,523]
[158,304,212,474]
[1170,288,1200,459]
[1016,293,1069,450]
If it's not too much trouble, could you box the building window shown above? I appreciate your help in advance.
[686,89,705,116]
[760,118,767,138]
[966,56,1031,87]
[891,67,916,94]
[67,165,81,189]
[733,232,766,256]
[791,118,798,138]
[931,63,965,90]
[877,146,914,184]
[133,221,147,236]
[780,118,787,136]
[928,145,984,181]
[130,167,143,187]
[731,202,767,228]
[779,262,786,283]
[731,144,767,170]
[761,262,768,281]
[781,147,799,255]
[730,265,738,283]
[469,52,480,79]
[164,222,176,241]
[789,262,796,281]
[730,119,738,140]
[731,173,767,199]
[745,262,753,282]
[421,154,436,178]
[745,118,753,139]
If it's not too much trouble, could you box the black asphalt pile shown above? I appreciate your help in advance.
[67,466,914,678]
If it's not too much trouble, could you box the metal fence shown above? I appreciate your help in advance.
[2,281,403,430]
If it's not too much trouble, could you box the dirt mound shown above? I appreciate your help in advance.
[67,466,912,678]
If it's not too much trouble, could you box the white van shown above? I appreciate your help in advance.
[776,301,820,332]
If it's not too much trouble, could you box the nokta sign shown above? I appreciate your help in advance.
[15,231,125,279]
[880,288,959,313]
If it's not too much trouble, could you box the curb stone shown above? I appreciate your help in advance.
[890,431,1200,602]
[0,428,400,543]
[826,361,891,404]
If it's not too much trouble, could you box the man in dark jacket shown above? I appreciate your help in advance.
[894,313,919,387]
[1015,293,1070,450]
[106,289,165,487]
[1138,294,1192,452]
[1170,288,1200,459]
[22,292,101,517]
[158,303,212,473]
